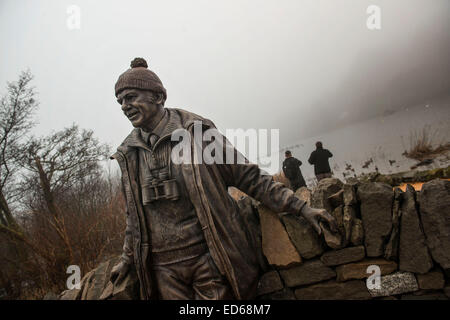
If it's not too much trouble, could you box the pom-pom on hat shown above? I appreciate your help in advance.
[115,57,167,100]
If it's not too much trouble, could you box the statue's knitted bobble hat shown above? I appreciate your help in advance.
[115,57,167,100]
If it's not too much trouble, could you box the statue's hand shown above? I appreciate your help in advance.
[300,205,338,235]
[110,260,131,284]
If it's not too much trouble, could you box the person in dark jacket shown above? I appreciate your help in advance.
[308,141,333,181]
[282,150,307,191]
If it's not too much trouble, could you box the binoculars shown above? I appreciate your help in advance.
[141,178,180,205]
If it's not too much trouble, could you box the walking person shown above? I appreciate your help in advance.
[308,141,333,182]
[282,150,307,191]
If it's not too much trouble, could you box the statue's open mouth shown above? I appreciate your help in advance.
[127,111,139,119]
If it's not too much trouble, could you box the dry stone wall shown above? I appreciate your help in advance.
[256,178,450,300]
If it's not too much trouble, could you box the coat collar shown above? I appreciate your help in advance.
[113,108,183,156]
[112,107,215,159]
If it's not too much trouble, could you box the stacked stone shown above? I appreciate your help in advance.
[256,178,450,300]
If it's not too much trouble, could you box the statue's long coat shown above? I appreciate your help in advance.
[112,108,306,299]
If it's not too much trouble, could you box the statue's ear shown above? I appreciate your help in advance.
[154,92,165,105]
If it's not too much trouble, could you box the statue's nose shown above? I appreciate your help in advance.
[121,102,130,111]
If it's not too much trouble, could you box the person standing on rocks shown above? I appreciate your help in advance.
[109,57,337,300]
[282,150,307,191]
[308,141,333,181]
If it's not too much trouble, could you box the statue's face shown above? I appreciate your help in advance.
[116,88,161,129]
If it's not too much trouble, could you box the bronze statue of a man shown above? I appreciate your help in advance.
[110,57,337,300]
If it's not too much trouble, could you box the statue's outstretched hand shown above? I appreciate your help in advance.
[300,205,338,235]
[110,260,131,284]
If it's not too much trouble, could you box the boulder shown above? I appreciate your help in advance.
[311,178,344,213]
[256,270,284,296]
[384,188,402,260]
[294,280,371,300]
[368,271,418,297]
[59,256,139,300]
[399,185,433,273]
[357,182,393,257]
[281,214,325,259]
[416,271,445,290]
[279,260,336,287]
[336,258,397,282]
[320,246,365,266]
[418,179,450,269]
[258,205,302,268]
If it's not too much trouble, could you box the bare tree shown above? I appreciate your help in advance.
[0,70,38,242]
[19,124,111,262]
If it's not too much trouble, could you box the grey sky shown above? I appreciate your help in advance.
[1,0,449,152]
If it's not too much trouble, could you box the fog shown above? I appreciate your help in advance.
[1,0,449,156]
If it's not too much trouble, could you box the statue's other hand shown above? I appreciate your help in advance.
[300,206,338,235]
[110,260,130,284]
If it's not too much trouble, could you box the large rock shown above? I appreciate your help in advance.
[416,271,445,290]
[294,280,371,300]
[384,188,402,260]
[281,214,325,259]
[418,179,450,269]
[311,178,344,213]
[320,246,365,266]
[357,182,393,257]
[258,205,302,267]
[59,256,139,300]
[399,185,433,273]
[336,258,397,282]
[279,260,336,287]
[368,271,418,297]
[256,270,284,296]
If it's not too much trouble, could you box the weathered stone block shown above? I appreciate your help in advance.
[258,205,302,267]
[368,271,418,297]
[357,182,393,257]
[350,218,364,246]
[320,246,365,266]
[256,270,284,296]
[384,188,402,260]
[336,258,397,282]
[279,260,336,287]
[281,214,324,259]
[311,178,344,213]
[416,271,445,290]
[399,185,433,273]
[418,179,450,269]
[343,184,357,206]
[328,190,344,208]
[343,205,356,244]
[320,221,343,249]
[294,280,371,300]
